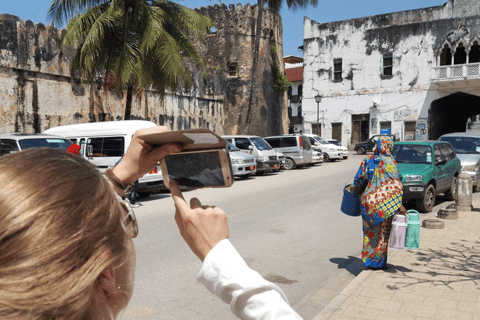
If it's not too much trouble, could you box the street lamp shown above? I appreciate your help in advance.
[315,94,322,135]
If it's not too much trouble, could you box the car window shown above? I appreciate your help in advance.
[235,138,251,150]
[0,139,19,156]
[87,137,124,157]
[265,138,281,148]
[281,137,297,148]
[301,136,311,149]
[250,137,271,150]
[393,145,432,164]
[328,140,340,146]
[434,145,443,163]
[440,136,480,154]
[18,138,72,151]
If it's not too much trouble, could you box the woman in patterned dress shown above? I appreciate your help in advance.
[352,136,404,270]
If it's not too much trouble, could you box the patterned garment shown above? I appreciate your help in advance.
[353,136,403,269]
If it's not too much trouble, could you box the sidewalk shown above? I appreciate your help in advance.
[313,194,480,320]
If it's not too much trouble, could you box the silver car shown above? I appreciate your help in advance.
[438,132,480,191]
[227,141,257,179]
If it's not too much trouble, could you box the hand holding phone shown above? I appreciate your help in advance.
[170,181,229,261]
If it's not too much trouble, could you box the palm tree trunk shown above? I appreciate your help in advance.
[244,0,264,134]
[124,84,133,120]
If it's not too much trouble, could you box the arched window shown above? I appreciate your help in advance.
[440,44,452,66]
[298,85,303,97]
[469,41,480,63]
[454,43,467,65]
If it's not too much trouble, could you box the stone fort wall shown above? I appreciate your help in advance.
[0,3,287,136]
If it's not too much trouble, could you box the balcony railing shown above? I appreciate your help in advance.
[289,95,301,103]
[290,116,303,125]
[433,63,480,80]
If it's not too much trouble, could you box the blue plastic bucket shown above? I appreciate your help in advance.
[341,185,361,216]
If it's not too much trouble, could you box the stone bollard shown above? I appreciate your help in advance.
[456,172,473,211]
[437,204,459,219]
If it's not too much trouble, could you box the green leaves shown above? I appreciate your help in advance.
[49,0,214,97]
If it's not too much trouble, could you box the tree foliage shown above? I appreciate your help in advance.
[48,0,214,97]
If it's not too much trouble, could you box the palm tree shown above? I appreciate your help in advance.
[245,0,318,134]
[48,0,214,119]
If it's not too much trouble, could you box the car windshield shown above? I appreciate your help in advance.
[227,141,240,152]
[440,136,480,154]
[328,140,341,146]
[250,137,271,150]
[314,136,329,145]
[18,138,72,151]
[393,145,432,164]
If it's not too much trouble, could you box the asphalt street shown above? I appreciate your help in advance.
[121,153,455,320]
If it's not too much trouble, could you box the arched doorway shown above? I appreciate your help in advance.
[429,92,480,139]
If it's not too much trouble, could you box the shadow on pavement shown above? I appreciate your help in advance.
[329,256,365,276]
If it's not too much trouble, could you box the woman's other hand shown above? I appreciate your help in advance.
[170,181,229,261]
[113,126,181,185]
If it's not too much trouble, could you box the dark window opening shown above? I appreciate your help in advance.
[298,84,303,97]
[228,63,238,77]
[404,121,416,141]
[454,43,467,65]
[469,41,480,63]
[383,54,393,76]
[287,86,292,97]
[333,58,342,81]
[440,45,452,66]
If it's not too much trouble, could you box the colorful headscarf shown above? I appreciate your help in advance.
[353,136,403,225]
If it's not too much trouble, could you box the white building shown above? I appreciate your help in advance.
[302,0,480,148]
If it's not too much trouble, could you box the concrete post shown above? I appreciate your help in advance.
[456,172,473,211]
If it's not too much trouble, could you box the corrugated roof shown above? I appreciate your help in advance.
[286,67,303,82]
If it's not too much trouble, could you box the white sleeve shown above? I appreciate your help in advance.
[197,239,303,320]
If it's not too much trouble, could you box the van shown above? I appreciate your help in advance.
[263,134,313,170]
[0,133,72,156]
[43,120,163,196]
[222,135,280,175]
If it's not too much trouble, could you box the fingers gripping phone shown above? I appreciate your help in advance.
[160,149,233,189]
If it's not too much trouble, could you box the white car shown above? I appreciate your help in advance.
[303,134,342,162]
[227,141,257,178]
[327,139,349,159]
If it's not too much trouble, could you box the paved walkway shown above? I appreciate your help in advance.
[314,193,480,320]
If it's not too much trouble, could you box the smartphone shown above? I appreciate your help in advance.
[160,149,234,189]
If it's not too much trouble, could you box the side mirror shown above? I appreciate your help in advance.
[86,145,93,158]
[248,145,254,150]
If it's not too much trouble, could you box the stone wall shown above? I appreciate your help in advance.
[0,4,286,135]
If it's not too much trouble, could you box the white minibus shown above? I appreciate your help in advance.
[43,120,163,197]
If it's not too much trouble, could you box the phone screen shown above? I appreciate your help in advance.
[164,151,226,188]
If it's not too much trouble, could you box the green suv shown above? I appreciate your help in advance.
[393,141,461,212]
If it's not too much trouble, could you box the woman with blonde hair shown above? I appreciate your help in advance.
[0,126,301,319]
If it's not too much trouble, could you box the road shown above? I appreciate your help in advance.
[122,153,454,320]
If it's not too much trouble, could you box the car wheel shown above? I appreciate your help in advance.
[283,158,295,170]
[417,184,436,213]
[357,147,366,155]
[444,176,457,201]
[323,153,330,162]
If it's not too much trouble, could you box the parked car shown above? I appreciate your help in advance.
[227,141,257,179]
[222,135,280,175]
[43,120,164,197]
[326,139,349,159]
[263,134,313,170]
[355,134,396,155]
[303,134,342,162]
[393,141,461,213]
[0,133,72,156]
[438,132,480,191]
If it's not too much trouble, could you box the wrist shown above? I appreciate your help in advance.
[112,162,141,186]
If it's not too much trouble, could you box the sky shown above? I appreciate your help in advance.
[0,0,447,56]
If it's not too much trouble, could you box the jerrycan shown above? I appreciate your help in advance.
[405,209,420,249]
[389,213,407,250]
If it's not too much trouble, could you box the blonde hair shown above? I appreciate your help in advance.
[0,148,129,320]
